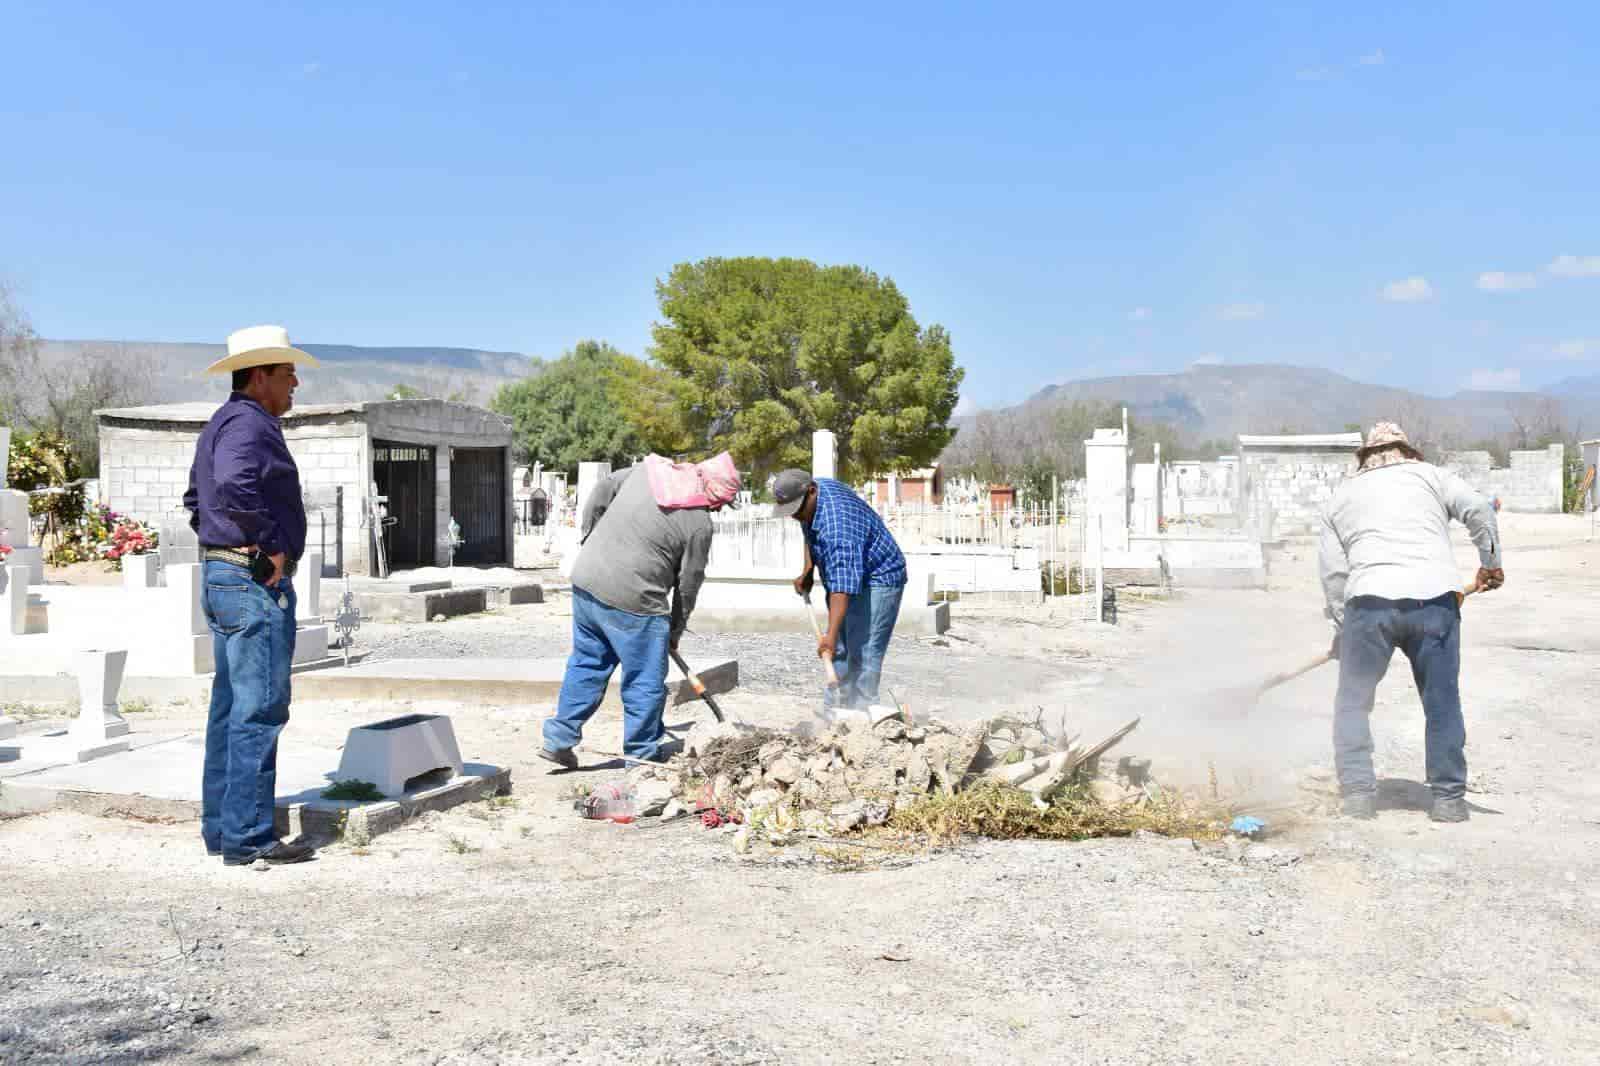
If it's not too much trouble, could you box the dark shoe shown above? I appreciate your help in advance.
[538,745,578,770]
[1341,792,1378,820]
[223,841,315,866]
[1429,796,1469,823]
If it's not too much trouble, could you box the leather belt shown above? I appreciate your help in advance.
[202,547,298,578]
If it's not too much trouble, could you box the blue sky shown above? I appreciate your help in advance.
[3,2,1597,410]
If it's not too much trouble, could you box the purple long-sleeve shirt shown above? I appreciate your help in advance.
[183,394,306,559]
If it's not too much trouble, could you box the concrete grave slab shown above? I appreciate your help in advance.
[0,730,509,840]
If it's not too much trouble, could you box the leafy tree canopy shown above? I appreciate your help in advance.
[490,341,661,477]
[647,257,964,485]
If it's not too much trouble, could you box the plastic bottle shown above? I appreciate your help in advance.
[583,781,636,824]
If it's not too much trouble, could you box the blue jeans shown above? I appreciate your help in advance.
[544,588,670,760]
[1334,593,1466,801]
[824,583,905,711]
[200,560,298,858]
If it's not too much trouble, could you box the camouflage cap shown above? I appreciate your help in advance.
[1359,421,1422,458]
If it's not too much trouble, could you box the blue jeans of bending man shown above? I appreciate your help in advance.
[1334,592,1466,802]
[200,560,298,859]
[823,583,905,712]
[545,588,671,761]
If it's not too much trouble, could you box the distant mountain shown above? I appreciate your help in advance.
[942,363,1600,470]
[38,339,539,408]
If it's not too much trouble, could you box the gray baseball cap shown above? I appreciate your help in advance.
[769,468,815,518]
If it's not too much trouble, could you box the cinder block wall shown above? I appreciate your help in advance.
[1442,444,1564,513]
[98,425,198,524]
[1239,450,1357,536]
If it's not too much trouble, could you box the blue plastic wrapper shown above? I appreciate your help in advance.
[1230,815,1266,836]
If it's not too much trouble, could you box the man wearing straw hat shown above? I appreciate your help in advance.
[183,325,319,866]
[1319,421,1503,824]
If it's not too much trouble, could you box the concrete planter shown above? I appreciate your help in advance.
[122,553,161,590]
[334,713,464,797]
[72,648,131,741]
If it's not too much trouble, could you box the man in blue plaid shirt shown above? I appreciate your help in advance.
[771,469,907,711]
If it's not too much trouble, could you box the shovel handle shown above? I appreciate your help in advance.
[802,593,841,687]
[669,648,725,723]
[1262,580,1485,696]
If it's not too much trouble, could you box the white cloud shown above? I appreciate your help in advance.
[1381,276,1434,303]
[1217,302,1265,321]
[1358,49,1385,66]
[1127,307,1152,321]
[1547,254,1600,278]
[1191,353,1224,367]
[1296,67,1331,81]
[300,61,322,77]
[1476,271,1537,292]
[1553,339,1597,360]
[1465,367,1523,391]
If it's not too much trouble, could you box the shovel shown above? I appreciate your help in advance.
[1251,579,1484,702]
[669,648,726,723]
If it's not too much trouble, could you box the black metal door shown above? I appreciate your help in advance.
[373,440,436,568]
[449,447,507,565]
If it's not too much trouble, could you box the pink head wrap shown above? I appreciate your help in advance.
[643,452,742,509]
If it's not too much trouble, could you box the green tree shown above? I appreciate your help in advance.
[646,257,964,484]
[490,341,653,477]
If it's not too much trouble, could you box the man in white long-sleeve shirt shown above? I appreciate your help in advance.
[1318,422,1504,823]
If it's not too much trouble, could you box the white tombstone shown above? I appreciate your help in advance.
[163,562,207,639]
[123,552,161,591]
[812,430,837,480]
[69,648,132,760]
[1084,427,1131,556]
[0,488,29,548]
[73,648,131,739]
[1,563,26,636]
[334,713,464,797]
[575,462,612,526]
[298,550,322,622]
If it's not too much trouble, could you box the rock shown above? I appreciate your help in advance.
[905,727,926,742]
[1089,778,1124,806]
[757,740,788,769]
[920,721,989,793]
[634,779,675,818]
[746,788,783,809]
[842,727,886,767]
[1018,728,1049,752]
[1242,844,1302,867]
[829,799,869,831]
[687,720,739,758]
[799,809,829,833]
[732,827,753,854]
[901,749,933,795]
[431,613,447,623]
[805,753,832,777]
[767,755,803,786]
[1466,1003,1530,1029]
[1116,756,1152,787]
[660,798,689,820]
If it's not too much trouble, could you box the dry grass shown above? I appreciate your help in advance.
[886,782,1225,845]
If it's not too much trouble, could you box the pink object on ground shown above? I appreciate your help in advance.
[643,452,742,509]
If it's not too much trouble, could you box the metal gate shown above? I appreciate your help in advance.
[449,447,507,565]
[373,440,436,568]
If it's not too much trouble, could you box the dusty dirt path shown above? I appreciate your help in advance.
[4,514,1597,1064]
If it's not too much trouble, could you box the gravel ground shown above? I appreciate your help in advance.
[3,513,1597,1064]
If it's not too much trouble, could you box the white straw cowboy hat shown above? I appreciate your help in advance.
[204,325,321,376]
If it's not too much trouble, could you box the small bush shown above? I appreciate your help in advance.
[321,779,385,802]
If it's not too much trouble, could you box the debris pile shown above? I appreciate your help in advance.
[627,707,1170,842]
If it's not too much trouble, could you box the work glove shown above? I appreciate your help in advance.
[1475,566,1505,592]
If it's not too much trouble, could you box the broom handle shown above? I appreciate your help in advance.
[1261,581,1482,695]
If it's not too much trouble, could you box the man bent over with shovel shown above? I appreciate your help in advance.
[1318,423,1503,823]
